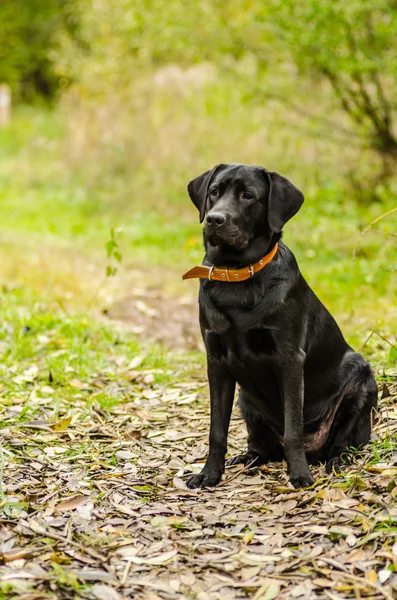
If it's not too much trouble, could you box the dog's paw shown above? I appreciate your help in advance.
[289,469,315,489]
[187,469,222,489]
[325,454,352,475]
[227,452,263,467]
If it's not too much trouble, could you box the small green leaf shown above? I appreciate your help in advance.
[3,501,29,517]
[105,240,116,257]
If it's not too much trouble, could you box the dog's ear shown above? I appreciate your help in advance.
[187,164,226,223]
[265,171,304,232]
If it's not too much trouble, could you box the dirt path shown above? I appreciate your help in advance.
[104,287,202,351]
[1,352,396,600]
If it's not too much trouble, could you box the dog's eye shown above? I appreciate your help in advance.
[241,192,253,200]
[210,189,218,197]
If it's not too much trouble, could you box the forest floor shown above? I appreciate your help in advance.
[1,108,397,599]
[0,279,397,600]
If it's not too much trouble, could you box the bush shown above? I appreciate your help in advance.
[0,0,80,101]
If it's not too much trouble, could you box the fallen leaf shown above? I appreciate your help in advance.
[135,301,157,317]
[43,446,69,456]
[150,516,169,527]
[254,583,280,600]
[118,549,177,564]
[378,568,392,583]
[55,496,90,512]
[91,583,122,600]
[127,355,146,369]
[51,416,72,431]
[180,572,195,586]
[76,570,118,584]
[0,548,35,562]
[173,477,187,490]
[366,569,378,583]
[70,378,87,389]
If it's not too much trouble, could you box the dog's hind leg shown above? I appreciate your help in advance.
[325,353,377,474]
[227,391,284,467]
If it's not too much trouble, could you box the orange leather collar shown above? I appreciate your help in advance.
[182,242,278,282]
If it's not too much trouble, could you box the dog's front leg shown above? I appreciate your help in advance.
[282,350,314,488]
[187,356,236,489]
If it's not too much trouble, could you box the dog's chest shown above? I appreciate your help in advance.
[199,282,288,416]
[215,327,280,405]
[201,292,277,365]
[200,281,276,335]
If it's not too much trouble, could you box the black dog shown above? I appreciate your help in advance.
[183,164,377,489]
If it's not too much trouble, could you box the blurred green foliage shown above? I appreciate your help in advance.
[266,1,397,163]
[0,0,79,101]
[1,106,396,345]
[3,0,397,167]
[0,0,396,345]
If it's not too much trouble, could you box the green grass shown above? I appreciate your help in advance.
[0,101,396,367]
[0,36,396,600]
[0,285,204,435]
[1,105,396,331]
[0,105,394,493]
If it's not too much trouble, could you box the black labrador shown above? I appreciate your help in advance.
[184,163,377,489]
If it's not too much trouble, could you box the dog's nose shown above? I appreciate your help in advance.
[206,212,226,226]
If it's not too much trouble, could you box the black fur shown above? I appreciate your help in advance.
[186,163,377,489]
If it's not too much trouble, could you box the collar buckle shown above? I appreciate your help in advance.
[248,264,254,278]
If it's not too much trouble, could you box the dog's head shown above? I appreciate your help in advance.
[188,163,304,263]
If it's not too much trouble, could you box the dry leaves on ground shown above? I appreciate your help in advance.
[0,359,397,600]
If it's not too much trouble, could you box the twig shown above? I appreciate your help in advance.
[361,331,397,353]
[338,572,394,600]
[20,519,108,562]
[353,207,397,258]
[369,229,397,238]
[219,457,260,487]
[118,560,132,587]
